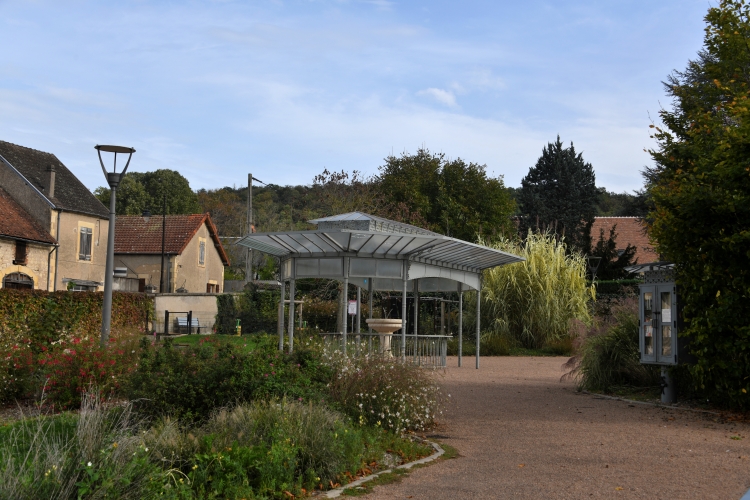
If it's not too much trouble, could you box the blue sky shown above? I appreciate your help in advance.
[1,0,709,193]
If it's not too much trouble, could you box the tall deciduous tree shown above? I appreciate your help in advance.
[518,137,598,252]
[378,148,516,241]
[647,0,750,408]
[95,169,201,216]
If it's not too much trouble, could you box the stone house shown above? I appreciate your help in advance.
[114,214,229,293]
[0,187,58,289]
[0,140,110,291]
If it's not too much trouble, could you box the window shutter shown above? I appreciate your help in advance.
[14,241,27,265]
[79,227,92,260]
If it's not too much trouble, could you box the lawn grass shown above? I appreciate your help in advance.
[169,333,260,352]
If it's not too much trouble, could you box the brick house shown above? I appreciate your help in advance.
[114,214,229,293]
[0,140,110,291]
[591,217,657,264]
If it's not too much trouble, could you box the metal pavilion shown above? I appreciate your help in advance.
[236,212,524,368]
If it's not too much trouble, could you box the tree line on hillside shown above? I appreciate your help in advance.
[95,146,647,280]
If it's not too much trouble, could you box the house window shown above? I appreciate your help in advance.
[13,241,27,265]
[79,226,92,261]
[199,239,206,266]
[3,272,33,289]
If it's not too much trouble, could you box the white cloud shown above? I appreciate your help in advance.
[417,88,457,107]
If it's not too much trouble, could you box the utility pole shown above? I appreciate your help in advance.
[245,173,253,284]
[244,174,265,283]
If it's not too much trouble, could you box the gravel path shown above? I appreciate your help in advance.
[366,356,750,500]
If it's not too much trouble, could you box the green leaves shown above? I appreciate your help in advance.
[647,0,750,409]
[377,148,516,241]
[518,136,598,253]
[95,169,201,216]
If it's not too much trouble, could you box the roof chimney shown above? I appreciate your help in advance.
[47,164,56,199]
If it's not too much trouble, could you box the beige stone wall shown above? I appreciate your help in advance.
[153,293,218,334]
[174,224,225,293]
[115,254,169,292]
[0,237,52,289]
[53,211,109,291]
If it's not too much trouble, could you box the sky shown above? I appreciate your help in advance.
[0,0,710,194]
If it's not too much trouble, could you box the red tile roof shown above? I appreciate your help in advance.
[0,186,57,245]
[591,217,657,264]
[115,213,230,265]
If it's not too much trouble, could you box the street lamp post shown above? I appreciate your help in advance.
[96,144,135,348]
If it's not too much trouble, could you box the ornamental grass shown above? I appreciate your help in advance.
[481,231,594,349]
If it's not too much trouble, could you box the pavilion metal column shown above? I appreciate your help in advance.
[288,259,296,353]
[368,278,373,354]
[458,282,463,367]
[278,279,285,351]
[476,280,481,369]
[413,278,419,362]
[355,285,361,354]
[342,276,348,355]
[401,261,408,362]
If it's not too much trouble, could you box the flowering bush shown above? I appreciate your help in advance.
[324,351,444,433]
[37,330,141,409]
[0,339,34,404]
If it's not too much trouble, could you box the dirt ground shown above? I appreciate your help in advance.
[366,356,750,500]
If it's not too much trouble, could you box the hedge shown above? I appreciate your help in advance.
[0,289,153,346]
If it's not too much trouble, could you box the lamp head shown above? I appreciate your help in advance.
[95,144,136,186]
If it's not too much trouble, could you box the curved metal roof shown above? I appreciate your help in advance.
[236,212,523,274]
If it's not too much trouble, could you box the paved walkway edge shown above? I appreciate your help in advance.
[581,391,722,415]
[325,439,445,498]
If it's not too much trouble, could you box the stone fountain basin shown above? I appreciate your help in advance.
[365,318,403,334]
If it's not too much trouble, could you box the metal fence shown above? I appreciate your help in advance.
[317,332,449,368]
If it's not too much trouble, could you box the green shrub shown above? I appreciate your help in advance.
[142,399,429,497]
[124,335,331,423]
[566,298,659,392]
[481,231,594,348]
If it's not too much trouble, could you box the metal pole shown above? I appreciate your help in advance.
[342,277,348,355]
[246,173,253,283]
[458,283,463,367]
[288,278,295,353]
[356,286,361,353]
[413,278,419,363]
[440,300,445,335]
[401,270,407,362]
[661,366,677,404]
[160,194,166,293]
[278,280,285,351]
[476,283,481,370]
[100,183,117,347]
[413,279,419,336]
[368,278,373,354]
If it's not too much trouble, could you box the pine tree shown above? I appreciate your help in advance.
[518,137,598,252]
